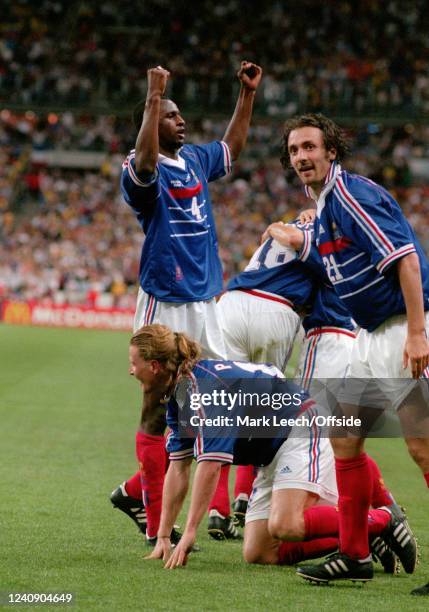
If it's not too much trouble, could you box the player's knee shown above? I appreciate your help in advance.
[242,541,275,565]
[330,436,364,457]
[242,543,262,564]
[268,515,305,541]
[406,438,429,472]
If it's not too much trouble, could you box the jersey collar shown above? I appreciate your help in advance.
[303,161,341,217]
[158,150,186,170]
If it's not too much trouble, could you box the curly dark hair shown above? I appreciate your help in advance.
[280,113,350,169]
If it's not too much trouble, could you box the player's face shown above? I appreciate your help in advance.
[287,127,336,194]
[158,100,186,152]
[129,345,160,392]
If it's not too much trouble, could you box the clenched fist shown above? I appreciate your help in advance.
[147,66,170,97]
[237,61,262,91]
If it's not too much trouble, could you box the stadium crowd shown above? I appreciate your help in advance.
[2,0,429,116]
[1,114,429,307]
[1,0,429,307]
[2,3,429,596]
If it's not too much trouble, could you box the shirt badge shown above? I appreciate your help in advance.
[332,222,342,240]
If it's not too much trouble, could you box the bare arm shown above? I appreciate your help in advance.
[261,222,304,249]
[146,458,192,561]
[398,253,429,378]
[223,61,262,161]
[134,66,170,173]
[298,208,316,224]
[164,461,222,569]
[140,385,170,435]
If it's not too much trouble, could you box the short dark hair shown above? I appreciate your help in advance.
[132,97,172,130]
[132,100,146,131]
[280,113,350,169]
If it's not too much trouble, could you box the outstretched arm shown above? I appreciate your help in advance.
[398,253,429,379]
[146,457,193,561]
[134,66,170,173]
[164,461,222,569]
[223,61,262,161]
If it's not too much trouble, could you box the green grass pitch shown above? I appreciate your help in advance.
[0,324,428,611]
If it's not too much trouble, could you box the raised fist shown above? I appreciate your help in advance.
[237,61,262,91]
[147,66,170,97]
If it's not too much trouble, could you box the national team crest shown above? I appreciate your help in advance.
[332,222,342,240]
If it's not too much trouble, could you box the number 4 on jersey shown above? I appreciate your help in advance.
[191,196,202,220]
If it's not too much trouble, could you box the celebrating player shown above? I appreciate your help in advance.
[128,324,415,574]
[209,219,314,534]
[261,219,356,391]
[215,217,395,539]
[110,61,262,544]
[280,113,428,584]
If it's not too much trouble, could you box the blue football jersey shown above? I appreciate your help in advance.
[166,359,312,466]
[227,221,315,307]
[302,281,356,333]
[296,227,356,332]
[121,141,232,302]
[305,163,429,331]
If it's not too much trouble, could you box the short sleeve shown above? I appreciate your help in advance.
[166,397,195,461]
[298,229,326,276]
[334,176,416,274]
[120,151,160,212]
[188,141,232,182]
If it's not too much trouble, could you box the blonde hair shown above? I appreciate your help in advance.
[130,324,201,397]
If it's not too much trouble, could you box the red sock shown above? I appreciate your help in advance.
[335,453,372,559]
[278,538,338,565]
[367,508,390,535]
[208,464,231,517]
[424,472,429,488]
[234,465,255,499]
[136,432,166,538]
[304,505,339,538]
[124,471,143,500]
[304,504,389,539]
[367,454,393,507]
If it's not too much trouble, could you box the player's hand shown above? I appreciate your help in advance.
[144,537,172,562]
[147,66,170,97]
[261,222,304,250]
[403,331,429,379]
[163,531,196,569]
[237,61,262,91]
[298,208,316,224]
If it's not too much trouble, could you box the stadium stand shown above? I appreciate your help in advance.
[1,0,429,116]
[1,0,429,310]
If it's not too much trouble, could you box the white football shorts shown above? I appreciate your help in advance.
[245,423,338,524]
[133,288,226,359]
[217,289,301,372]
[298,326,357,386]
[340,313,429,412]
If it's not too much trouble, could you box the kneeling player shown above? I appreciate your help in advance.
[127,324,415,576]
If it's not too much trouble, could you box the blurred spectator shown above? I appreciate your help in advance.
[1,1,429,117]
[1,0,429,306]
[1,117,429,306]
